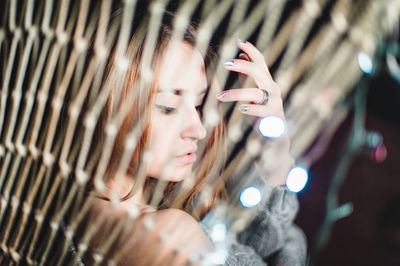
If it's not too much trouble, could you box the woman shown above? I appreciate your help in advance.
[84,14,305,266]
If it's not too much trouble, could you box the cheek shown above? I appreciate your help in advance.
[149,113,178,152]
[146,113,195,181]
[146,114,178,177]
[148,116,167,160]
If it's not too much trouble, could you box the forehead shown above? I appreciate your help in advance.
[157,40,207,93]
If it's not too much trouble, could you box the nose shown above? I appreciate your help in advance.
[181,107,206,141]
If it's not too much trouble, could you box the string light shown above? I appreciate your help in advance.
[258,115,285,138]
[357,51,373,74]
[286,166,309,193]
[239,186,262,208]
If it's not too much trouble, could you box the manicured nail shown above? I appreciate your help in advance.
[224,60,235,66]
[237,38,246,44]
[238,105,249,112]
[216,91,227,99]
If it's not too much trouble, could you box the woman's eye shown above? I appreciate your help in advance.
[156,105,177,114]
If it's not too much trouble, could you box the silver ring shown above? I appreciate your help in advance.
[258,89,269,105]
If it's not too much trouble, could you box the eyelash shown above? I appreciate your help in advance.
[156,105,177,114]
[156,105,203,115]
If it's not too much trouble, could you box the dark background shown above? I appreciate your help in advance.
[296,64,400,265]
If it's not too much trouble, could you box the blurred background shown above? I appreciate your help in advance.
[296,57,400,265]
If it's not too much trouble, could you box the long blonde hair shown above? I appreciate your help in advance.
[92,14,226,220]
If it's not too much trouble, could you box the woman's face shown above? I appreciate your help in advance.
[146,40,208,182]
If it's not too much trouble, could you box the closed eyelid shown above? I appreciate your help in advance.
[156,88,207,110]
[155,104,177,114]
[158,87,208,95]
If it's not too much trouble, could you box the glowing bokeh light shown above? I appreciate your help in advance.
[286,166,308,193]
[239,186,262,208]
[258,115,285,138]
[203,249,229,265]
[210,223,227,242]
[357,51,373,74]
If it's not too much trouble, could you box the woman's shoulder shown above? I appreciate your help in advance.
[147,208,210,238]
[152,208,196,220]
[150,209,213,246]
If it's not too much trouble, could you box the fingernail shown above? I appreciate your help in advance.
[237,38,246,44]
[224,60,235,66]
[238,105,249,112]
[216,91,227,99]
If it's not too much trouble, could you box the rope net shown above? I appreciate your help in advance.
[0,0,398,265]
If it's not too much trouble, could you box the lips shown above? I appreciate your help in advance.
[178,145,198,157]
[178,153,197,164]
[177,146,198,164]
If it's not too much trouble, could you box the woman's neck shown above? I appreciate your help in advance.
[106,175,149,207]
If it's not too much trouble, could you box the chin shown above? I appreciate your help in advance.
[167,169,192,182]
[147,162,193,182]
[160,165,193,182]
[165,176,185,182]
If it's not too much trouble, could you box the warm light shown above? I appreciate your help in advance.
[286,166,308,193]
[258,115,285,138]
[357,51,373,74]
[210,223,227,242]
[239,186,262,208]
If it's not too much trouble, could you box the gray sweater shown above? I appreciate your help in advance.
[227,185,307,265]
[201,171,307,266]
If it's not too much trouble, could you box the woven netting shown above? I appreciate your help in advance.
[0,0,398,265]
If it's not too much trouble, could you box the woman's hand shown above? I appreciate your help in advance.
[217,41,292,186]
[217,41,284,118]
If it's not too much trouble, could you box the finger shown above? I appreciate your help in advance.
[237,101,285,118]
[238,53,249,86]
[238,52,250,61]
[216,88,265,103]
[224,59,279,96]
[237,41,264,64]
[237,41,271,77]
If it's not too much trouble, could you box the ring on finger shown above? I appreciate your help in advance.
[258,89,269,105]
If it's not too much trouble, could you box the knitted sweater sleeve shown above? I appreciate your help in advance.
[223,174,307,266]
[236,182,307,265]
[224,241,268,266]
